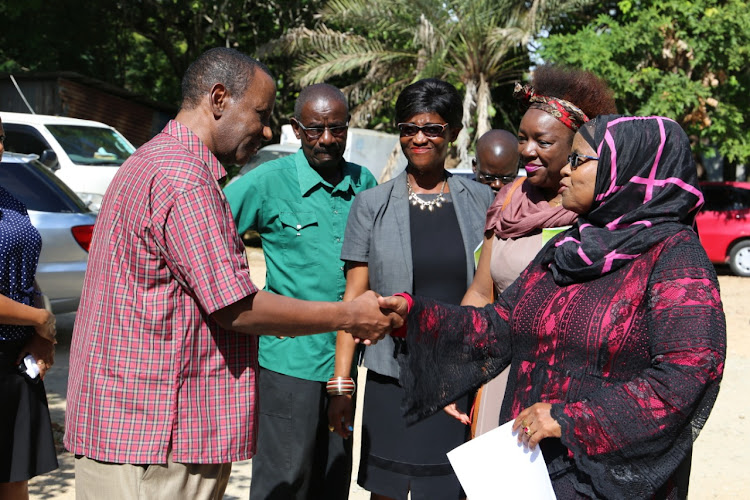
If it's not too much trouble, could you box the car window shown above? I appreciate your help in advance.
[238,150,296,177]
[0,158,90,213]
[46,124,135,166]
[702,185,750,212]
[2,124,50,156]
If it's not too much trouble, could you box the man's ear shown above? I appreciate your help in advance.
[209,83,229,118]
[290,118,302,140]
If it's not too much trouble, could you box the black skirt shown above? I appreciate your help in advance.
[358,371,470,500]
[0,340,58,483]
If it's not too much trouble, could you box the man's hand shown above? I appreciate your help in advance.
[344,291,403,345]
[327,395,355,439]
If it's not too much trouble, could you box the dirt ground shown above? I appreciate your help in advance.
[29,251,749,498]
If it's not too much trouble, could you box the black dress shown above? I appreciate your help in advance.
[0,186,58,482]
[358,194,471,500]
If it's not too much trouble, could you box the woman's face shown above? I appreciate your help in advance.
[399,112,458,174]
[517,109,575,193]
[560,132,598,215]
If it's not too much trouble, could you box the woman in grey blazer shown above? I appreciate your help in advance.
[328,79,494,500]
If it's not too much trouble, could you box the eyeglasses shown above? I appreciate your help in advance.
[397,123,448,138]
[476,170,517,185]
[567,152,599,170]
[293,120,349,140]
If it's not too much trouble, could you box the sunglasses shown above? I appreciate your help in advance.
[567,152,599,170]
[476,170,517,185]
[397,123,448,138]
[293,120,349,140]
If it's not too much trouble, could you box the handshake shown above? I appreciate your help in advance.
[342,291,410,345]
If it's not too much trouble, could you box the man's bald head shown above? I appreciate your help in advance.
[294,83,349,119]
[474,129,520,191]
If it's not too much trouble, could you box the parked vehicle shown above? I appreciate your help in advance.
[0,152,97,313]
[0,111,135,211]
[696,181,750,276]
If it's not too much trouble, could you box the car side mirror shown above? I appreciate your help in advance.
[40,149,60,171]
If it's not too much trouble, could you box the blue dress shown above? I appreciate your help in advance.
[0,185,58,482]
[0,186,42,341]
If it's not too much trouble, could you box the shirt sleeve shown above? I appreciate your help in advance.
[223,171,262,234]
[162,183,258,315]
[551,231,726,497]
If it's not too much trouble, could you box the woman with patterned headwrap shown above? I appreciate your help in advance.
[454,66,618,436]
[383,115,726,499]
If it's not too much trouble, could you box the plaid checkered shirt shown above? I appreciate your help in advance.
[64,121,259,464]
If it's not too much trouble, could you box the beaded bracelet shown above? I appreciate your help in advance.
[326,376,356,396]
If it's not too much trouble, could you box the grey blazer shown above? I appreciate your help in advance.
[341,169,495,378]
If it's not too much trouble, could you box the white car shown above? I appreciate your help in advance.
[0,111,135,211]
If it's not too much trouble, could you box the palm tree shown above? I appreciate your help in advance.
[271,0,594,167]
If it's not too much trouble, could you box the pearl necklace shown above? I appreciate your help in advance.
[407,176,446,211]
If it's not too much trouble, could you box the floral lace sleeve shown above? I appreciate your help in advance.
[397,279,520,425]
[550,231,726,498]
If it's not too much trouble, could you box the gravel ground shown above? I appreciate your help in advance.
[30,250,749,499]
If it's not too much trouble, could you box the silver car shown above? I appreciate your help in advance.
[0,152,96,314]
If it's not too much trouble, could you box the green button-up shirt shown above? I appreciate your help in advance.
[224,149,377,381]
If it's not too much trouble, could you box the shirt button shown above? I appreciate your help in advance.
[333,210,338,214]
[339,266,344,271]
[339,295,343,300]
[296,224,302,229]
[296,232,301,236]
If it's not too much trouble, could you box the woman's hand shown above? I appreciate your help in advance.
[34,308,57,344]
[18,333,55,380]
[512,403,561,449]
[443,402,471,425]
[377,295,409,321]
[327,394,355,439]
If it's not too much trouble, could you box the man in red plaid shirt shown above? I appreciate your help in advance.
[64,48,399,500]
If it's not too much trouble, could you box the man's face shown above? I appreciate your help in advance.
[291,97,349,172]
[473,147,519,191]
[214,71,275,166]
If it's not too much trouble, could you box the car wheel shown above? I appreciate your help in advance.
[729,240,750,277]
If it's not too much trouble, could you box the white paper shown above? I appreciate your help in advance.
[447,420,556,500]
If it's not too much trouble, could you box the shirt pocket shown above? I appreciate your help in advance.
[278,210,320,266]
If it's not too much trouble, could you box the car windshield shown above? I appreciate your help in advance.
[46,124,135,166]
[0,158,91,213]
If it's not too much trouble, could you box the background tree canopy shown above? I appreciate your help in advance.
[539,0,750,176]
[1,0,748,176]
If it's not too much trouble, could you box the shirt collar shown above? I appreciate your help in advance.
[164,120,228,182]
[293,149,356,196]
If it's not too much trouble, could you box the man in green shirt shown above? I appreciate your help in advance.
[224,83,377,500]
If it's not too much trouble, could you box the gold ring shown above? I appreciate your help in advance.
[328,425,335,432]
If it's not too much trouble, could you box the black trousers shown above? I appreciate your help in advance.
[250,367,353,500]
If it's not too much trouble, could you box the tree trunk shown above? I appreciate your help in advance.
[457,79,477,168]
[475,74,492,140]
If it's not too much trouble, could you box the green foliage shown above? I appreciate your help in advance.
[539,0,750,166]
[273,0,595,160]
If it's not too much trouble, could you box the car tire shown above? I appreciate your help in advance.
[729,240,750,277]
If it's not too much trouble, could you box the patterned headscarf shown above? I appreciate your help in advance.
[513,83,590,132]
[546,115,704,285]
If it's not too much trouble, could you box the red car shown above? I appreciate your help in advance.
[696,181,750,276]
